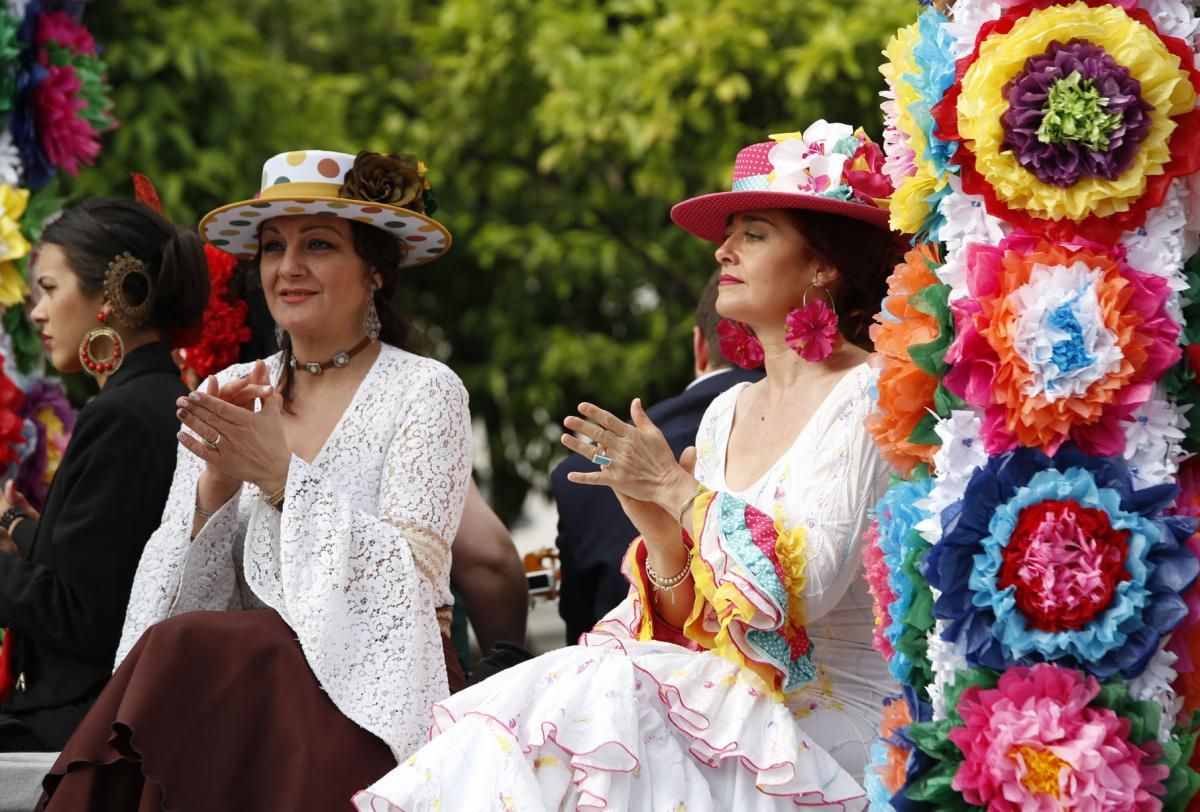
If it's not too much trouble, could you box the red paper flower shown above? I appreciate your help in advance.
[177,246,251,379]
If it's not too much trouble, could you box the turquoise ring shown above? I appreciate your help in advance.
[592,449,612,467]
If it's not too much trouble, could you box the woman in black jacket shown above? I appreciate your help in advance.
[0,198,209,751]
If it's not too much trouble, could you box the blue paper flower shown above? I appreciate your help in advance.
[926,444,1198,679]
[874,477,933,686]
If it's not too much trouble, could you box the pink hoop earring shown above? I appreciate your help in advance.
[716,319,764,369]
[785,285,840,362]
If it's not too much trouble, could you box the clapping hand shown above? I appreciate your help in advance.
[178,360,292,501]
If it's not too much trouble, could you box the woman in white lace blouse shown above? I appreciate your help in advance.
[38,150,472,810]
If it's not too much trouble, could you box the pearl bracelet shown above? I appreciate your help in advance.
[646,549,692,595]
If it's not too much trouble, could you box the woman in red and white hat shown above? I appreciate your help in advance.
[39,150,472,810]
[357,121,902,811]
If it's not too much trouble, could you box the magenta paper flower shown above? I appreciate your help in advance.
[36,11,97,61]
[785,299,840,361]
[950,664,1167,810]
[34,64,99,176]
[716,319,764,369]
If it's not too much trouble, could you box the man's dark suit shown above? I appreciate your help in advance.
[552,366,761,643]
[0,342,186,750]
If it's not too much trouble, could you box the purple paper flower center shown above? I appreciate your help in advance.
[1001,39,1153,188]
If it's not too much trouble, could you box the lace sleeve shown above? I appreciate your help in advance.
[114,363,259,668]
[243,358,472,758]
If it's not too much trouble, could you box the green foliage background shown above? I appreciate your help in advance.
[66,0,912,521]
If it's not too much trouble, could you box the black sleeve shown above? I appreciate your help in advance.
[0,402,171,660]
[11,518,36,558]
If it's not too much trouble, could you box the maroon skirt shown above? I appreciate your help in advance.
[37,609,465,811]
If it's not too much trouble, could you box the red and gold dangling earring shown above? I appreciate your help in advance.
[78,311,124,377]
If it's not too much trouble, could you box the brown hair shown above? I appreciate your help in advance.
[786,210,901,351]
[694,270,727,369]
[269,219,419,411]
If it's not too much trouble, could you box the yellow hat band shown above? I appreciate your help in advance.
[258,181,344,200]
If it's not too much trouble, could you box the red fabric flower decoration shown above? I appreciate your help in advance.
[716,319,763,369]
[176,246,251,379]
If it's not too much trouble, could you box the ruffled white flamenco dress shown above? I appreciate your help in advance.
[355,366,894,811]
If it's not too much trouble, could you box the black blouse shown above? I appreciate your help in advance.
[0,341,185,745]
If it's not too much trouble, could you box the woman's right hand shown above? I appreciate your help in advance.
[191,362,273,511]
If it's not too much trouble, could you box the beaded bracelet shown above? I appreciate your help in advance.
[194,503,215,520]
[646,549,693,604]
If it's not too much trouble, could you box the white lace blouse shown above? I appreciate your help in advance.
[116,344,473,759]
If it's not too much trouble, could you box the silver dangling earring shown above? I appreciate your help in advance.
[364,287,381,342]
[274,322,285,348]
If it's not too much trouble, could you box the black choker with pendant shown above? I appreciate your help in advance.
[289,336,373,375]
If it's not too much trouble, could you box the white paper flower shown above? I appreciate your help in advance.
[944,0,1006,56]
[915,409,988,544]
[936,176,1010,300]
[1121,178,1189,326]
[1139,0,1200,43]
[0,132,24,190]
[926,619,970,721]
[1123,396,1190,487]
[1128,642,1183,741]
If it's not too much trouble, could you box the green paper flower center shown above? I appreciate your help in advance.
[1036,71,1122,152]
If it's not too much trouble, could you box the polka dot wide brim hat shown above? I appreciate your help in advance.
[199,149,451,267]
[670,121,895,243]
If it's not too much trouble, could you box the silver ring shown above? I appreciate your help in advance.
[204,432,222,451]
[591,448,612,467]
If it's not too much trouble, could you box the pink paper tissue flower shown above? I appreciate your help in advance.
[950,664,1168,810]
[34,65,99,176]
[36,11,97,61]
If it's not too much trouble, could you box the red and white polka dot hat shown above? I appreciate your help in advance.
[199,149,451,267]
[671,121,895,243]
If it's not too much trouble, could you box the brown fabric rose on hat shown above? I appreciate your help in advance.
[339,151,427,213]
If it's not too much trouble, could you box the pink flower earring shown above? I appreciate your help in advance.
[717,319,764,369]
[785,284,840,362]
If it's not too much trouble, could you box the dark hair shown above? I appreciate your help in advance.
[694,270,727,370]
[274,219,418,410]
[786,210,901,351]
[41,197,210,342]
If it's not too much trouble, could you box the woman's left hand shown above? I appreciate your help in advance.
[176,385,292,494]
[562,398,696,513]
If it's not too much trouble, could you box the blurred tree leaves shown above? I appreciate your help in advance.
[69,0,912,521]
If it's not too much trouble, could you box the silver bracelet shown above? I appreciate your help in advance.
[194,503,215,520]
[677,483,707,528]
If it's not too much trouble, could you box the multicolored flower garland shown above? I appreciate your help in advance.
[868,1,1200,807]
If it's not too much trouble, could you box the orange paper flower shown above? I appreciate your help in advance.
[867,243,944,476]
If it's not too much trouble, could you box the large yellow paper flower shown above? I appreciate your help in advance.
[0,185,30,306]
[938,1,1200,242]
